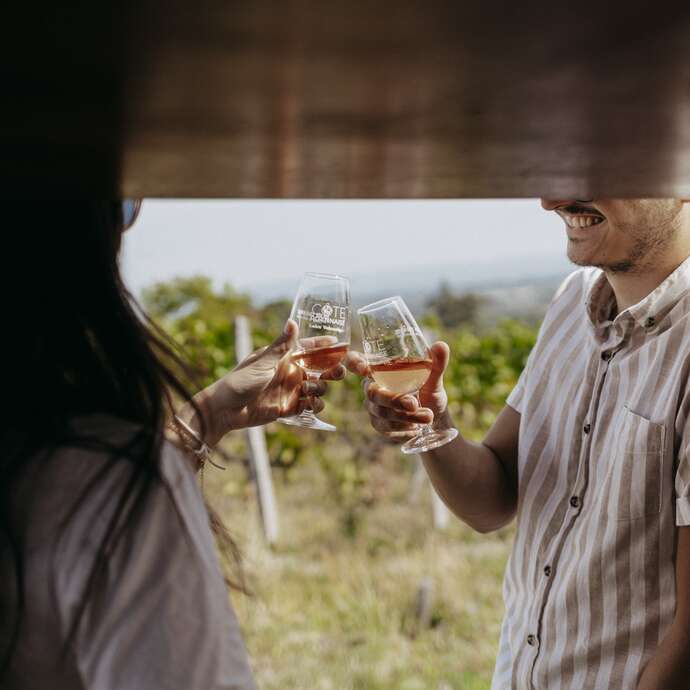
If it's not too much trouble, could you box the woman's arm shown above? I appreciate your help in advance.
[173,319,344,450]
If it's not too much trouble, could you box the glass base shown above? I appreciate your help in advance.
[277,412,336,432]
[401,427,459,455]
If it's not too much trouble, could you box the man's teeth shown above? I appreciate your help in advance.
[563,215,604,228]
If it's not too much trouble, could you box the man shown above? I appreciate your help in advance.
[347,200,690,689]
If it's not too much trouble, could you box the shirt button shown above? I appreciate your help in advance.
[644,316,656,329]
[527,634,537,646]
[583,423,591,434]
[544,565,552,577]
[601,351,612,361]
[570,496,580,508]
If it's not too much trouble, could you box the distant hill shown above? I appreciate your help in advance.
[477,276,566,326]
[248,253,574,321]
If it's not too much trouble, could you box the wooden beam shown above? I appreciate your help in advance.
[3,1,690,196]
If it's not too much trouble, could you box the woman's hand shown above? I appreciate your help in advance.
[185,320,345,445]
[344,342,451,443]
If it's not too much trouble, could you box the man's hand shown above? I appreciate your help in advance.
[190,320,345,445]
[344,341,452,443]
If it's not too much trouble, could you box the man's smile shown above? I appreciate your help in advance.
[556,211,606,229]
[555,202,605,226]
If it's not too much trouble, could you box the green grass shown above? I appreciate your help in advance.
[208,447,513,690]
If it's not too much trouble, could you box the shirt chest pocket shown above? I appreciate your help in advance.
[609,406,666,521]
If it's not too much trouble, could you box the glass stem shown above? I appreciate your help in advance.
[416,393,433,435]
[302,371,321,417]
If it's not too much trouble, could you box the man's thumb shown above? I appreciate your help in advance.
[425,341,450,390]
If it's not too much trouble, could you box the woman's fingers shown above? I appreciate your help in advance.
[321,364,346,381]
[299,334,338,350]
[296,396,325,415]
[267,319,299,357]
[302,379,327,397]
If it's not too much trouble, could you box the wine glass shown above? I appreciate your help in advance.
[358,296,458,454]
[277,272,351,432]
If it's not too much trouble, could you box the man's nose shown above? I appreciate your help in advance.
[541,199,572,211]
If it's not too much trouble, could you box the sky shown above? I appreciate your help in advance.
[121,200,570,300]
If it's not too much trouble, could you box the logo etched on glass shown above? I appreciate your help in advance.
[394,325,424,339]
[297,302,348,333]
[363,338,386,356]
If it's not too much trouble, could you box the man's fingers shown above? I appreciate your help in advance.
[370,415,420,438]
[365,380,419,412]
[424,341,450,391]
[343,351,371,377]
[365,400,433,424]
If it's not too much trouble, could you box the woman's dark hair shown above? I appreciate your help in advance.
[0,202,241,676]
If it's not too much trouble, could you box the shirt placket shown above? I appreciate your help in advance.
[526,340,619,689]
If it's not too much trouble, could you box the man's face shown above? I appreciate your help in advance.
[541,199,685,273]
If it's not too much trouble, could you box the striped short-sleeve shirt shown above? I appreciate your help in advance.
[491,258,690,690]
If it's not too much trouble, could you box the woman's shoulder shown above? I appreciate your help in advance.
[19,412,223,621]
[16,414,202,557]
[50,413,193,483]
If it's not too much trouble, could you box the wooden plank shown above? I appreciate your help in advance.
[408,457,427,504]
[414,576,435,635]
[3,1,690,196]
[422,327,450,530]
[235,315,280,546]
[430,484,450,531]
[410,457,450,530]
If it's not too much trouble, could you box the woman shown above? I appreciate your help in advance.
[0,202,344,689]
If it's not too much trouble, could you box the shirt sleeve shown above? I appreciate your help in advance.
[505,270,586,415]
[676,422,690,526]
[56,443,257,690]
[506,348,533,414]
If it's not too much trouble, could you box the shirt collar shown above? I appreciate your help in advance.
[585,255,690,333]
[585,271,616,331]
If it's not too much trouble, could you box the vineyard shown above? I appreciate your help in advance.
[144,276,539,690]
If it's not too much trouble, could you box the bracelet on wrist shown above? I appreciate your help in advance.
[167,415,225,471]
